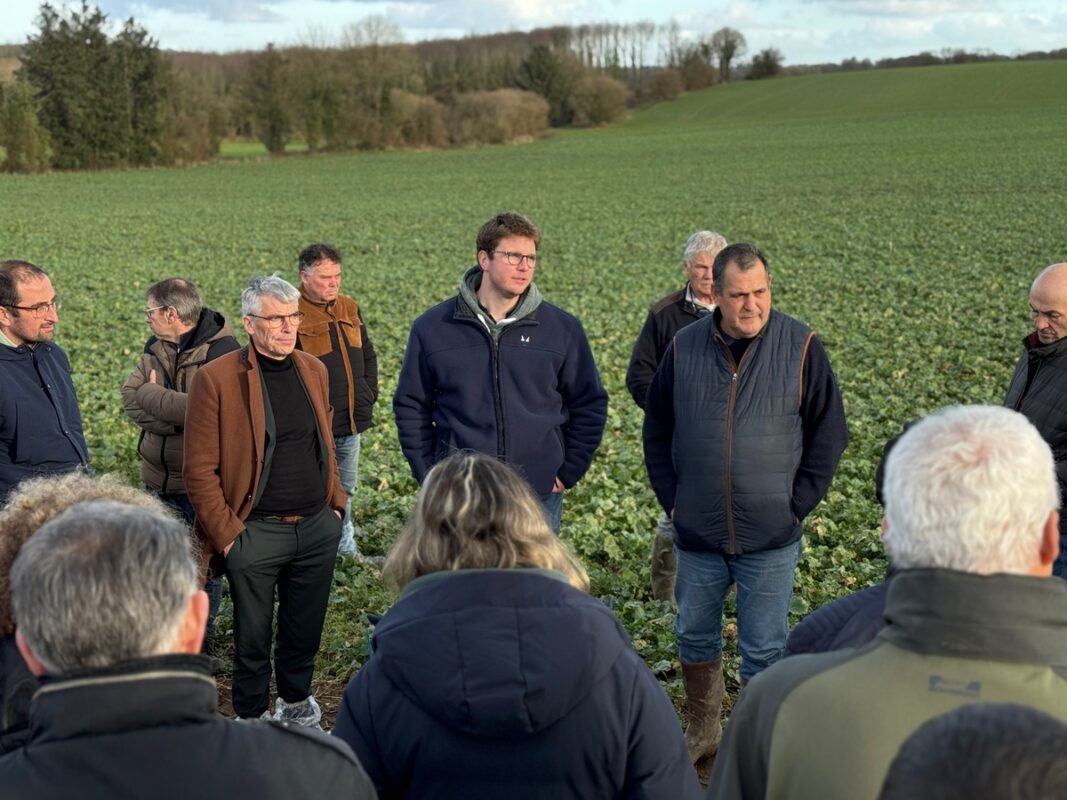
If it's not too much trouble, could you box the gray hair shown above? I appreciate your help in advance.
[10,500,199,674]
[883,405,1060,575]
[147,277,203,325]
[683,230,727,268]
[241,275,300,316]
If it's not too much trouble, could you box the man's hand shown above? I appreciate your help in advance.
[552,476,565,494]
[148,369,157,384]
[333,509,342,519]
[223,541,234,556]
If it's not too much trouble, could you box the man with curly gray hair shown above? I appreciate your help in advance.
[184,275,347,727]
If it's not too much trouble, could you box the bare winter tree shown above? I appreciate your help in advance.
[710,27,746,81]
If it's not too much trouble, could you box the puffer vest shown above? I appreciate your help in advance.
[1005,333,1067,536]
[672,310,813,555]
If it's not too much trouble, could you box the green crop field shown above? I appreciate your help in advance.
[3,60,1066,714]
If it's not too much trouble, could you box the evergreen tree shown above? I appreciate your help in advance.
[0,83,52,173]
[517,45,580,126]
[18,2,169,169]
[244,44,290,155]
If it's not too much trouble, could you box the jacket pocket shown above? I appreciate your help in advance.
[299,321,333,358]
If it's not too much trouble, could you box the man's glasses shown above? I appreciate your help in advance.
[247,312,305,329]
[145,305,167,317]
[492,251,538,267]
[6,297,61,317]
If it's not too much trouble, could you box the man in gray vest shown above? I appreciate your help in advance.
[643,242,847,769]
[1005,262,1067,579]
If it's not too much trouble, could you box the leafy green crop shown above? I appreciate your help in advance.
[3,60,1066,713]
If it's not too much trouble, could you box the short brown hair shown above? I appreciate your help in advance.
[0,260,48,310]
[383,451,589,592]
[475,212,541,256]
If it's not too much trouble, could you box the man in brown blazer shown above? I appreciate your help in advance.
[184,275,346,727]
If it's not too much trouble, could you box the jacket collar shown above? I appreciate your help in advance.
[31,654,218,744]
[683,283,714,316]
[1024,331,1067,360]
[399,567,571,600]
[879,568,1067,666]
[456,265,543,330]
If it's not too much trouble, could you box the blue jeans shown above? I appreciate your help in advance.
[675,540,801,681]
[541,491,563,535]
[334,434,361,556]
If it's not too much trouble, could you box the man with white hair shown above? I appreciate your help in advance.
[1005,262,1067,579]
[0,500,375,798]
[184,276,346,727]
[707,405,1067,800]
[626,230,727,602]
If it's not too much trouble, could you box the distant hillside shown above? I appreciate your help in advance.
[624,60,1067,131]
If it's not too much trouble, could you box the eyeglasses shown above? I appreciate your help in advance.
[145,305,167,317]
[247,312,305,329]
[6,297,61,317]
[492,251,538,267]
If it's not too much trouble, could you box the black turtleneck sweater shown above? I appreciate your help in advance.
[251,354,326,517]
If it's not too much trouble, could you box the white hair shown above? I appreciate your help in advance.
[683,230,727,267]
[883,405,1059,575]
[241,274,300,316]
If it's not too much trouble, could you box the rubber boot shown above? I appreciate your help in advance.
[650,517,677,601]
[681,659,725,764]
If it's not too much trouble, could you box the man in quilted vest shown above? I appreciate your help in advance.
[1005,262,1067,579]
[642,243,847,771]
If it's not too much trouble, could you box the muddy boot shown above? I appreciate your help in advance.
[681,659,725,764]
[650,515,677,601]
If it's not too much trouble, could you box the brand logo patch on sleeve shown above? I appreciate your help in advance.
[927,675,982,698]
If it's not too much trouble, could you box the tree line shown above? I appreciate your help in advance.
[1,2,1064,173]
[0,4,759,172]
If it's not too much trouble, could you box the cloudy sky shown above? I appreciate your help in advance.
[3,0,1065,65]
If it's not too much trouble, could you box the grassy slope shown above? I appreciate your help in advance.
[2,61,1066,702]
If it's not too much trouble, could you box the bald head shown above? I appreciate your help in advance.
[1029,263,1067,345]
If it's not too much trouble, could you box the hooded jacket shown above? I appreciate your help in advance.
[332,569,700,800]
[393,267,608,496]
[121,308,239,494]
[0,340,88,502]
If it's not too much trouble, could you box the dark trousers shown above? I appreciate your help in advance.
[224,505,341,717]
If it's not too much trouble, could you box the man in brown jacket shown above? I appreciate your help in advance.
[184,275,346,727]
[296,243,378,561]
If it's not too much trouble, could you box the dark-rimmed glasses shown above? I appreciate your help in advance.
[492,251,537,267]
[6,297,61,317]
[247,312,305,329]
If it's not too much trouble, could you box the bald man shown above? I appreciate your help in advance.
[1005,262,1067,579]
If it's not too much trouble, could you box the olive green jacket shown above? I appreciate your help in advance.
[707,568,1067,799]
